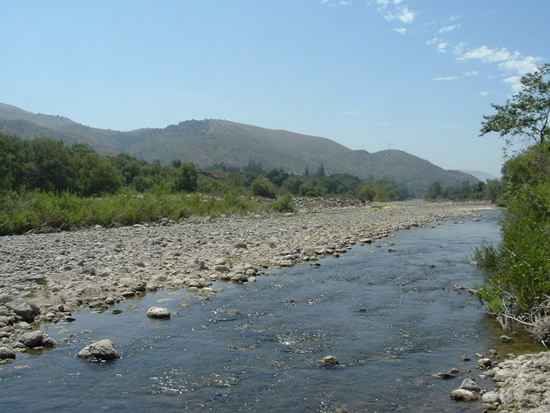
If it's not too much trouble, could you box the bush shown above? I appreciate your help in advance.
[251,177,276,198]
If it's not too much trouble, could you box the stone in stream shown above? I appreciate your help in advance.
[450,388,478,401]
[77,339,120,361]
[317,355,340,366]
[19,330,58,348]
[459,377,481,392]
[146,307,171,319]
[0,346,16,362]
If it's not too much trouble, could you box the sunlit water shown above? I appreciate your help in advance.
[0,211,542,412]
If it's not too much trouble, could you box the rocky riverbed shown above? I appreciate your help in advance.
[0,200,492,337]
[3,200,547,411]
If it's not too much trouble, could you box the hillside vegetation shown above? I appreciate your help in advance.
[0,132,492,235]
[0,103,478,194]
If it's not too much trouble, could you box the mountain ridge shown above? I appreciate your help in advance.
[0,103,479,193]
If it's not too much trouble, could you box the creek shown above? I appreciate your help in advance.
[0,211,542,412]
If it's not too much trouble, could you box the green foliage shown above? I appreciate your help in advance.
[481,63,550,150]
[357,183,375,202]
[477,65,550,326]
[174,162,198,192]
[267,193,295,213]
[251,176,276,198]
[299,180,324,197]
[265,168,289,187]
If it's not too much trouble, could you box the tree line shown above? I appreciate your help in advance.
[475,63,550,345]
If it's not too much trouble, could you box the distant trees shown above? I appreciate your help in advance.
[0,133,420,202]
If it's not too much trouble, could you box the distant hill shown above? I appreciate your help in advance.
[460,170,499,182]
[0,103,478,194]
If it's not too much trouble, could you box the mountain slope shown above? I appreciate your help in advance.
[0,103,478,193]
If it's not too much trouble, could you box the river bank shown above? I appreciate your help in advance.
[0,201,491,340]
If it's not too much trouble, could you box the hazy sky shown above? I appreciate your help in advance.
[2,1,548,177]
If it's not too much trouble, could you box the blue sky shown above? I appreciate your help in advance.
[2,1,548,177]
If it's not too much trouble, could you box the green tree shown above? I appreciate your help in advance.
[174,162,198,192]
[481,63,550,149]
[424,181,443,200]
[357,183,375,202]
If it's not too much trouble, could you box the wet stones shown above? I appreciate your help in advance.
[77,339,120,361]
[146,307,171,319]
[19,330,58,349]
[0,346,16,362]
[450,388,478,401]
[317,355,340,366]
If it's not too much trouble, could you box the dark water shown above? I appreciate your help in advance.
[0,211,542,412]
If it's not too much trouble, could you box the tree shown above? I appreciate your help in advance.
[480,63,550,150]
[174,162,198,192]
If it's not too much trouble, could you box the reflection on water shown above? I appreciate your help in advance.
[0,211,542,412]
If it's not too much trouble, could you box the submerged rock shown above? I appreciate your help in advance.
[77,339,120,361]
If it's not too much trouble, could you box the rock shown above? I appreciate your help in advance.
[450,389,478,401]
[318,355,340,366]
[500,334,512,343]
[459,377,481,392]
[0,346,16,361]
[77,339,120,361]
[477,358,493,369]
[19,330,57,348]
[481,391,501,404]
[146,307,171,319]
[6,301,40,323]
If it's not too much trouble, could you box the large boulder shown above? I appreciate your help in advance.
[147,307,171,319]
[77,339,120,361]
[19,330,58,348]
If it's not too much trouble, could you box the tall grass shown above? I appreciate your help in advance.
[0,189,294,235]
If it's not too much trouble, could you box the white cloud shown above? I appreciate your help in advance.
[321,0,352,6]
[432,76,458,81]
[384,6,416,24]
[439,24,459,33]
[392,27,407,34]
[426,37,440,46]
[480,91,490,96]
[504,76,523,92]
[454,44,542,91]
[372,0,417,25]
[463,71,478,76]
[437,42,449,53]
[456,45,519,63]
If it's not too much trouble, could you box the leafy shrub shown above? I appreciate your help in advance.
[251,177,276,199]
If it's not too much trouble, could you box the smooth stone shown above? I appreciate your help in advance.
[146,307,171,319]
[450,389,478,401]
[318,355,340,366]
[76,339,120,361]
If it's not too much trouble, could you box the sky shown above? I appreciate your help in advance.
[2,1,549,178]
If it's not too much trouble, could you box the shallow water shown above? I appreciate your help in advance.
[0,211,542,412]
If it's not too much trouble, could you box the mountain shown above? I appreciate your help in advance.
[460,170,499,182]
[0,103,478,193]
